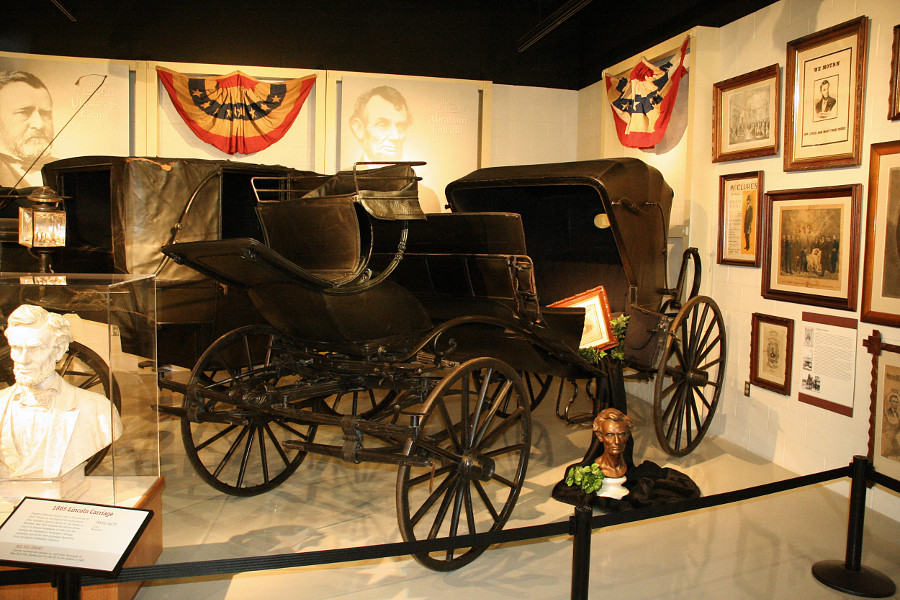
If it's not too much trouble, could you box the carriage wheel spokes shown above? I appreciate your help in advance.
[653,296,726,457]
[397,357,531,571]
[181,325,317,496]
[519,371,554,411]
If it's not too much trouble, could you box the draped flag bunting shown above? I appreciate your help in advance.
[157,67,316,155]
[604,38,689,148]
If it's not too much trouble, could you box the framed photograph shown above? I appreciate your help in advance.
[784,16,868,171]
[862,141,900,327]
[718,171,763,266]
[712,64,780,162]
[761,184,862,310]
[750,313,794,395]
[890,25,900,121]
[547,286,617,350]
[865,331,900,481]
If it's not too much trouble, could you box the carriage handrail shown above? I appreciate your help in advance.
[154,170,220,277]
[659,247,701,314]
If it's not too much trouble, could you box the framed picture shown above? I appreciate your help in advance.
[784,16,868,171]
[712,64,780,162]
[718,171,763,266]
[750,313,794,395]
[761,184,862,310]
[862,141,900,327]
[890,25,900,121]
[864,331,900,481]
[547,286,616,350]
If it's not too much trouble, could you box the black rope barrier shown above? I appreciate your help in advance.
[2,460,898,598]
[588,465,849,529]
[872,470,900,495]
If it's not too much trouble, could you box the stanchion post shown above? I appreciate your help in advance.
[55,572,81,600]
[811,455,896,597]
[570,504,592,600]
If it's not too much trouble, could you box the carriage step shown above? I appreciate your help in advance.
[284,440,431,468]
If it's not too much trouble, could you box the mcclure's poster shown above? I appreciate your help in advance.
[340,76,480,213]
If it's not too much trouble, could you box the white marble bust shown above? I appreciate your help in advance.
[0,304,123,479]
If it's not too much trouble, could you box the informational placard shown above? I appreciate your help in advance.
[796,312,858,416]
[0,497,151,577]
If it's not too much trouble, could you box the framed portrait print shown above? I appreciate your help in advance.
[862,141,900,327]
[890,25,900,121]
[784,17,868,171]
[712,64,780,162]
[750,313,794,395]
[865,331,900,481]
[761,184,862,310]
[547,286,617,351]
[718,171,763,266]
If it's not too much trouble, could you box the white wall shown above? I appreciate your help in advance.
[490,84,578,166]
[578,0,900,520]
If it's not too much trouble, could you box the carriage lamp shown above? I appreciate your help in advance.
[18,186,67,273]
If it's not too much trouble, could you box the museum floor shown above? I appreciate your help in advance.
[134,384,900,600]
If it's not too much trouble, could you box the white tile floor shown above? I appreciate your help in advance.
[136,385,900,600]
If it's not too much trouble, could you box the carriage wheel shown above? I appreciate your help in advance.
[0,341,121,474]
[181,325,318,496]
[519,371,554,411]
[397,357,531,571]
[653,296,726,456]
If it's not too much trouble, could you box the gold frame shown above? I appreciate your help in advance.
[712,64,780,162]
[784,17,868,171]
[861,141,900,327]
[761,185,862,311]
[717,171,763,266]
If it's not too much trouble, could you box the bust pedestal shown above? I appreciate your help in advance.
[0,465,89,511]
[596,475,628,500]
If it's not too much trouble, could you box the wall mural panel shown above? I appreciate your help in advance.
[0,53,129,188]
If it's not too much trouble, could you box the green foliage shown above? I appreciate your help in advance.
[577,314,630,365]
[565,463,605,494]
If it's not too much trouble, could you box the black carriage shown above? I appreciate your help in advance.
[156,158,726,570]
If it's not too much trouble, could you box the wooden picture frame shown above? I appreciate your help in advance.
[761,184,862,310]
[750,313,794,395]
[784,16,868,171]
[890,25,900,121]
[864,331,900,481]
[547,286,616,350]
[718,171,763,266]
[862,141,900,327]
[712,64,780,162]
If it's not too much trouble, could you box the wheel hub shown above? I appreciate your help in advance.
[686,369,709,387]
[459,453,495,481]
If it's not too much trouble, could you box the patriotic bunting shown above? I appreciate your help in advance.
[605,38,690,148]
[157,67,315,155]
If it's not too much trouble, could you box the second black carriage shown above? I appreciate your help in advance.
[158,158,726,570]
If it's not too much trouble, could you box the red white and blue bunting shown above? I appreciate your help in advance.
[605,38,689,148]
[157,68,315,155]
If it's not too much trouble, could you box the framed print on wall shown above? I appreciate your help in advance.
[862,141,900,327]
[750,313,794,395]
[865,331,900,481]
[718,171,763,266]
[890,25,900,121]
[712,64,780,162]
[761,184,862,310]
[784,16,868,171]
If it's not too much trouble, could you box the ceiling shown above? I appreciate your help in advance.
[1,0,778,89]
